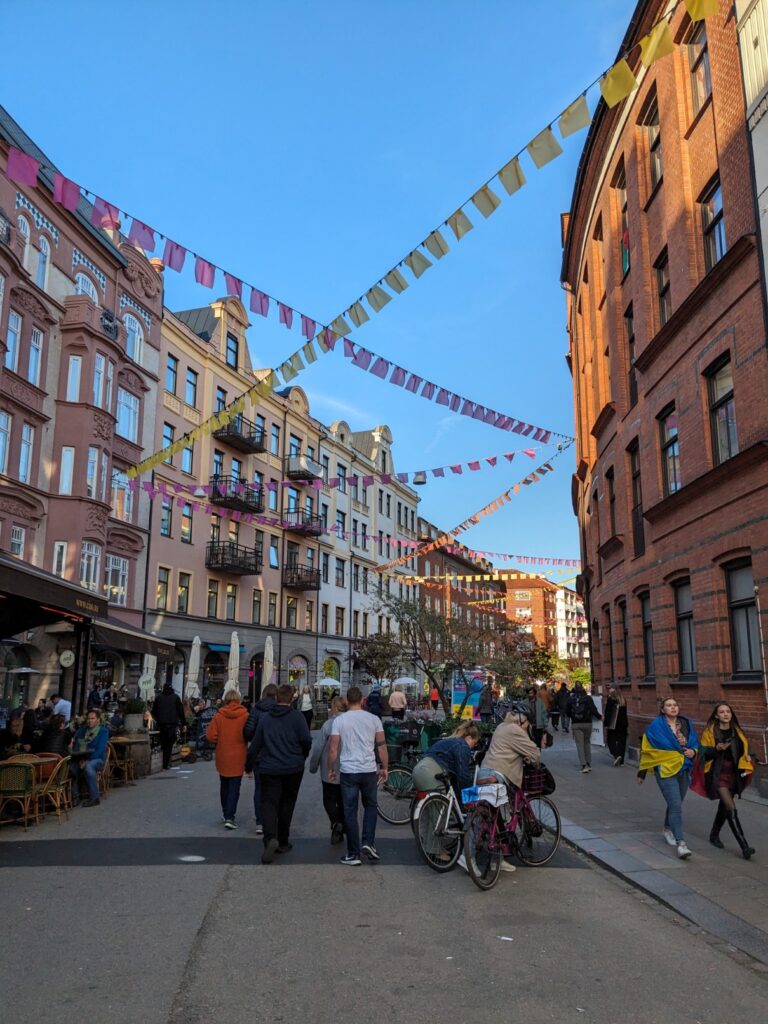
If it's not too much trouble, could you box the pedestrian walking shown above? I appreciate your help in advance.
[328,685,388,866]
[524,685,550,748]
[604,687,628,766]
[388,685,407,720]
[298,685,315,729]
[245,683,311,864]
[206,689,249,830]
[555,681,570,733]
[479,681,495,724]
[242,683,278,835]
[153,682,185,770]
[567,683,601,772]
[365,685,382,718]
[638,696,699,860]
[430,685,440,711]
[308,695,348,844]
[698,702,755,859]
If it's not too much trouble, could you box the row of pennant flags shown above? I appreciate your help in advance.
[406,571,582,587]
[0,0,718,475]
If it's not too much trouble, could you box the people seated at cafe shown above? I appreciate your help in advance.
[108,706,126,735]
[87,684,103,710]
[35,699,51,729]
[0,713,31,759]
[69,708,109,807]
[21,707,40,749]
[50,693,72,723]
[36,713,72,756]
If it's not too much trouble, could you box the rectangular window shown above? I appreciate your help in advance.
[226,333,238,369]
[93,353,106,407]
[287,486,300,512]
[166,354,178,395]
[321,454,329,482]
[10,525,25,558]
[361,523,368,549]
[105,361,114,411]
[378,488,383,513]
[321,552,329,583]
[28,327,42,387]
[336,510,346,535]
[59,446,75,495]
[228,519,239,546]
[335,558,345,588]
[185,368,198,407]
[337,464,347,493]
[353,610,359,636]
[674,580,696,677]
[620,601,630,679]
[100,450,108,502]
[181,503,193,543]
[80,541,101,592]
[269,536,279,569]
[362,612,369,637]
[286,596,298,629]
[116,388,139,443]
[181,444,193,475]
[321,503,328,529]
[176,572,190,614]
[213,450,224,478]
[726,561,760,675]
[640,594,654,678]
[353,564,360,591]
[605,468,616,536]
[270,424,280,455]
[156,566,170,610]
[255,413,265,436]
[252,589,262,625]
[86,446,98,498]
[614,164,630,275]
[286,541,299,568]
[305,601,313,631]
[701,177,726,272]
[215,386,227,412]
[629,441,645,557]
[159,498,172,537]
[226,584,237,621]
[643,96,662,189]
[363,568,368,594]
[352,518,358,547]
[688,23,712,115]
[19,423,34,484]
[0,410,9,474]
[268,592,277,627]
[162,423,175,465]
[659,405,681,495]
[268,482,278,512]
[707,356,738,465]
[52,541,67,578]
[335,607,345,636]
[207,579,218,618]
[105,554,129,607]
[289,434,301,456]
[5,310,21,373]
[625,305,637,407]
[655,248,670,327]
[111,469,133,521]
[210,515,220,544]
[231,458,242,482]
[66,354,82,402]
[321,604,329,633]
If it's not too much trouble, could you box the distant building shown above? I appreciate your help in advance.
[554,587,590,668]
[503,576,559,654]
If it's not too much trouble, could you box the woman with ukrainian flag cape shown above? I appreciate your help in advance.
[638,696,698,859]
[699,702,754,859]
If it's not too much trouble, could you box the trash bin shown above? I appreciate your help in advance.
[385,722,403,765]
[420,721,442,751]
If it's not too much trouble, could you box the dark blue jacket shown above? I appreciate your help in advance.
[246,704,311,775]
[429,737,475,793]
[243,696,277,742]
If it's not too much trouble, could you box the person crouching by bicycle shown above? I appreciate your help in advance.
[428,721,482,799]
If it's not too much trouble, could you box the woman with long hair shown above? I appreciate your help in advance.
[700,702,754,859]
[308,695,348,844]
[638,696,698,859]
[206,689,249,830]
[604,687,628,766]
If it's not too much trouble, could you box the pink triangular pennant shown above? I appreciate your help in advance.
[405,374,423,393]
[163,239,186,272]
[278,303,293,329]
[194,256,215,288]
[127,219,155,251]
[6,147,39,187]
[53,173,80,212]
[468,461,481,471]
[343,338,355,358]
[91,197,120,230]
[390,366,407,387]
[370,357,390,379]
[352,347,373,370]
[250,288,270,317]
[224,273,242,299]
[485,456,498,467]
[301,315,316,340]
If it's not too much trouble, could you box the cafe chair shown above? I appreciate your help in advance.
[34,752,63,781]
[38,756,71,824]
[109,743,136,787]
[0,763,39,829]
[96,745,112,799]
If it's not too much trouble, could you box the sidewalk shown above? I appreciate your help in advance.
[545,736,768,965]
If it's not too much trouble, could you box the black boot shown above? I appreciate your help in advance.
[709,803,726,849]
[727,809,755,860]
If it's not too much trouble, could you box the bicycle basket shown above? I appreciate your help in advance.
[461,783,508,808]
[523,764,556,796]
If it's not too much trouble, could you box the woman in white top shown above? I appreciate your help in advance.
[388,685,407,720]
[299,685,315,729]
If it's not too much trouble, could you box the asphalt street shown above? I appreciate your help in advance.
[1,758,766,1024]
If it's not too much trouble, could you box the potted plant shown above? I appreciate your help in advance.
[124,698,146,732]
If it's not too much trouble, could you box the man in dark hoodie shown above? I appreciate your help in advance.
[246,683,311,864]
[242,683,278,835]
[153,683,185,770]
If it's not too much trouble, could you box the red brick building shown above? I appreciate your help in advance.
[503,576,559,654]
[561,0,768,758]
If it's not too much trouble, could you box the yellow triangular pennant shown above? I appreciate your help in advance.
[447,209,473,241]
[527,127,564,169]
[558,95,592,138]
[424,230,450,260]
[384,268,409,294]
[639,20,674,66]
[600,60,637,108]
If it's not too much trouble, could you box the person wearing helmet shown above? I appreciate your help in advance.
[482,702,541,790]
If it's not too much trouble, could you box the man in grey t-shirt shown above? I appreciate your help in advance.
[328,686,388,866]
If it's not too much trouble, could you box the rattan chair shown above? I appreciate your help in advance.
[96,744,112,799]
[38,756,71,823]
[109,742,136,787]
[0,762,38,829]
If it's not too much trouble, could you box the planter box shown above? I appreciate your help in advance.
[124,714,145,732]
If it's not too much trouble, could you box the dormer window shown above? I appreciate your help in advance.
[226,332,238,369]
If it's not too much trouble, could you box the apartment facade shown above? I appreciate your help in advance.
[503,576,559,654]
[554,586,590,668]
[562,0,768,750]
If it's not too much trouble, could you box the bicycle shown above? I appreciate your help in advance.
[411,771,465,872]
[463,766,561,891]
[376,742,422,826]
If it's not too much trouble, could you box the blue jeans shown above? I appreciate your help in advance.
[656,771,689,842]
[340,771,378,857]
[70,758,104,801]
[220,775,242,822]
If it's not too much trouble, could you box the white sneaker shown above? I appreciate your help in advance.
[500,859,517,873]
[457,853,468,872]
[663,828,677,847]
[677,842,692,859]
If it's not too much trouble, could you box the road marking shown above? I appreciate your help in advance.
[178,855,206,862]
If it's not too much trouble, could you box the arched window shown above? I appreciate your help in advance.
[75,272,98,302]
[17,215,30,268]
[36,235,50,290]
[123,313,143,364]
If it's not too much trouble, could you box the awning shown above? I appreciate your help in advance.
[207,642,245,653]
[90,619,175,658]
[0,555,108,638]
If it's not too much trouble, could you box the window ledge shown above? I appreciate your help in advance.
[670,677,698,686]
[722,676,764,687]
[598,534,624,560]
[684,94,713,140]
[643,176,664,213]
[590,401,617,440]
[637,679,657,687]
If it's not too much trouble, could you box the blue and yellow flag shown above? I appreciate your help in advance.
[639,716,699,778]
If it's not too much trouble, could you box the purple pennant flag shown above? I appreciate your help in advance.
[380,474,392,484]
[396,473,409,483]
[483,409,496,424]
[468,461,481,471]
[485,456,498,467]
[390,366,406,387]
[343,338,355,358]
[278,303,293,329]
[6,147,39,186]
[348,475,358,486]
[250,288,270,317]
[432,468,445,478]
[91,197,120,230]
[540,430,552,444]
[224,273,242,299]
[521,424,535,436]
[511,421,525,434]
[163,239,186,272]
[312,479,323,490]
[421,381,436,400]
[301,315,316,340]
[53,172,80,212]
[128,219,155,251]
[450,465,463,475]
[352,347,373,370]
[450,394,461,412]
[370,357,390,379]
[472,405,485,420]
[436,389,450,406]
[405,374,423,393]
[460,400,475,417]
[362,475,374,486]
[319,327,335,350]
[504,452,516,463]
[328,478,339,488]
[195,256,215,288]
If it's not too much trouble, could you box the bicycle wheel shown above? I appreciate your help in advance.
[415,793,463,872]
[515,795,561,865]
[463,804,503,890]
[376,767,414,825]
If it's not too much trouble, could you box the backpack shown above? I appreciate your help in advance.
[570,693,593,723]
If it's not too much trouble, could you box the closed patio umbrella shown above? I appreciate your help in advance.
[226,631,240,693]
[261,635,274,695]
[138,653,157,701]
[185,636,201,699]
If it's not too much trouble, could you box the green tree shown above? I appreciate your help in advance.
[525,645,565,684]
[569,666,592,689]
[350,633,404,691]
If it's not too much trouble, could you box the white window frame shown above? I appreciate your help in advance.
[66,354,82,402]
[123,313,144,365]
[105,554,129,606]
[75,272,98,302]
[52,541,68,578]
[86,446,98,498]
[0,271,5,314]
[36,235,50,290]
[59,446,75,495]
[10,525,25,557]
[93,353,105,407]
[116,387,139,443]
[18,423,34,484]
[79,540,102,592]
[28,327,42,387]
[6,309,21,373]
[0,411,10,475]
[105,360,114,411]
[100,450,108,501]
[17,215,30,269]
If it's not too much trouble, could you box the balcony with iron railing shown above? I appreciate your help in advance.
[283,508,323,537]
[209,475,264,513]
[284,453,324,480]
[205,541,263,575]
[212,414,267,454]
[282,563,321,590]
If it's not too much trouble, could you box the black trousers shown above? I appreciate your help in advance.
[159,724,177,769]
[259,771,304,846]
[607,729,628,760]
[321,780,344,829]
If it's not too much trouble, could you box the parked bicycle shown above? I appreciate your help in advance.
[376,733,423,825]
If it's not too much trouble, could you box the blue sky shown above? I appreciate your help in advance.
[2,0,630,574]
